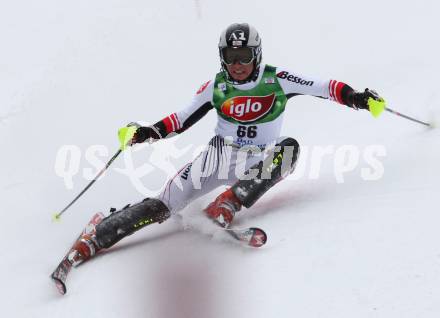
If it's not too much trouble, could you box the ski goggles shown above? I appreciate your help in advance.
[220,47,255,65]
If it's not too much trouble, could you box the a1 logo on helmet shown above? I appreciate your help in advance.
[229,30,246,41]
[221,94,276,122]
[229,30,246,46]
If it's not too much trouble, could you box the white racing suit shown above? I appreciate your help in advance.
[154,63,355,214]
[94,64,357,248]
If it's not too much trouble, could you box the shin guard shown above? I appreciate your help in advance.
[95,198,170,248]
[232,137,300,208]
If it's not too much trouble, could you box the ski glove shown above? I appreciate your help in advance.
[132,126,156,144]
[349,88,380,109]
[349,88,386,117]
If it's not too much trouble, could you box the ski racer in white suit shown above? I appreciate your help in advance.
[71,23,385,262]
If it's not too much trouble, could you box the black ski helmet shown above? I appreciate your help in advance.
[218,23,262,84]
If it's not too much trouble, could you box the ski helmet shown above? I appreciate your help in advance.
[218,23,262,84]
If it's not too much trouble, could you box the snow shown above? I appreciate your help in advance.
[1,0,439,317]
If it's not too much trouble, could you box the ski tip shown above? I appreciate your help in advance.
[52,213,61,222]
[51,275,67,295]
[249,227,267,248]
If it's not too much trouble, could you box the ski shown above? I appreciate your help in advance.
[213,220,267,247]
[176,213,267,247]
[51,256,72,295]
[50,212,105,295]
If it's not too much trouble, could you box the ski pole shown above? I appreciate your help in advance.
[53,149,122,221]
[53,125,138,221]
[385,107,431,127]
[368,96,432,127]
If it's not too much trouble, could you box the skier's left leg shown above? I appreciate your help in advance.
[204,137,300,227]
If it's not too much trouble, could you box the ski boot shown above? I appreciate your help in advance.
[204,188,242,228]
[68,213,104,267]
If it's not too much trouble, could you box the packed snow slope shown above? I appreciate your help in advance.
[1,0,439,317]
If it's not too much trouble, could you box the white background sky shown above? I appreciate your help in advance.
[1,1,439,317]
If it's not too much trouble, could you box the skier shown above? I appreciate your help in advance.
[62,23,385,267]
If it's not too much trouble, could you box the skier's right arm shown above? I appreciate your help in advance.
[132,80,214,144]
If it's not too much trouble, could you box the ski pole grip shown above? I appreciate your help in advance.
[368,97,386,118]
[118,126,138,150]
